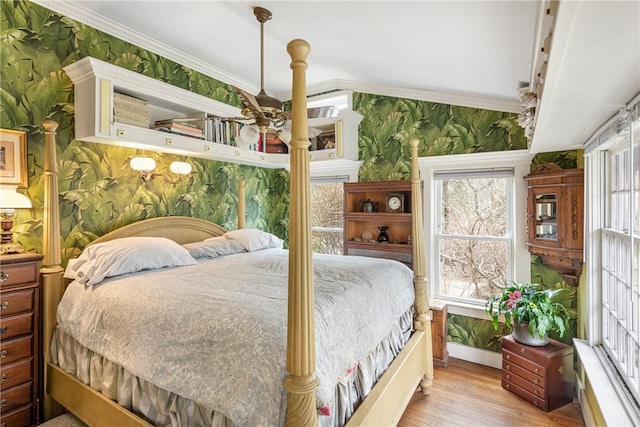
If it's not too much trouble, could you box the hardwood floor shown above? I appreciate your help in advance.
[398,358,585,427]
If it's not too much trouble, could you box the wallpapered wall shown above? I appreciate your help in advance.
[2,1,577,352]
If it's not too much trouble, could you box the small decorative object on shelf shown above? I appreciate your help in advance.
[359,199,378,213]
[377,226,389,243]
[485,282,571,346]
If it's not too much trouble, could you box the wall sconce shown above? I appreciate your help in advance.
[0,186,32,254]
[129,156,192,185]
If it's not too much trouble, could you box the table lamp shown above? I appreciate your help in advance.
[0,186,32,254]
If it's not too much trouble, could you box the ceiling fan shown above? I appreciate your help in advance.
[230,6,339,140]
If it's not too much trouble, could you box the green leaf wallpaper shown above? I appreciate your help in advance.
[2,1,579,355]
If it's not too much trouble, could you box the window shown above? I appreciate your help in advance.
[435,169,513,302]
[310,176,348,254]
[420,151,531,311]
[586,100,640,407]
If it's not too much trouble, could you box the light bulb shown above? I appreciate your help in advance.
[130,156,156,171]
[170,161,192,175]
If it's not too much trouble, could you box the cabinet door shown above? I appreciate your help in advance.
[528,186,562,248]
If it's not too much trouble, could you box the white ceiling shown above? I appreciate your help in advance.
[35,1,640,154]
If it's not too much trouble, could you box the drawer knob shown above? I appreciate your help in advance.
[505,354,511,360]
[505,364,510,370]
[0,325,7,334]
[1,398,5,407]
[534,368,539,374]
[505,374,511,380]
[534,389,539,395]
[533,379,539,385]
[505,383,510,389]
[533,400,539,406]
[521,348,526,354]
[558,366,565,374]
[0,373,6,383]
[0,301,7,309]
[0,272,7,283]
[0,350,6,359]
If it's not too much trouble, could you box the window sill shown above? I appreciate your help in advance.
[574,339,639,426]
[440,299,493,321]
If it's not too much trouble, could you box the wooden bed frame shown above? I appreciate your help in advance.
[40,39,433,426]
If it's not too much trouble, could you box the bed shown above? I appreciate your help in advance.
[39,39,433,427]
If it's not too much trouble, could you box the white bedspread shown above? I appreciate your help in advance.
[56,249,415,426]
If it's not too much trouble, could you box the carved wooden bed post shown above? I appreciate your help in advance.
[238,179,245,229]
[40,120,65,419]
[284,39,319,427]
[410,138,434,394]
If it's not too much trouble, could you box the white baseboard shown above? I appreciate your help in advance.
[575,374,598,427]
[448,342,502,369]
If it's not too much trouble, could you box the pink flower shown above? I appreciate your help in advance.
[505,290,522,310]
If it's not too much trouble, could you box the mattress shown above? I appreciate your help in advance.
[53,248,415,426]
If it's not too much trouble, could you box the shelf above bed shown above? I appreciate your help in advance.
[63,57,362,169]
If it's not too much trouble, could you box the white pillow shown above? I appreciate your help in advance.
[224,229,283,252]
[182,236,246,259]
[68,236,197,286]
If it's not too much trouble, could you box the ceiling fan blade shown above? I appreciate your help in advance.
[307,106,340,119]
[232,85,264,114]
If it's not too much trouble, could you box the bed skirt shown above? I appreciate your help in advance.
[51,309,413,427]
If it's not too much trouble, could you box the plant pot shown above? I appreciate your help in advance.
[512,322,549,346]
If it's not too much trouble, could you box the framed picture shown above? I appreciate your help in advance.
[0,129,28,188]
[316,131,336,151]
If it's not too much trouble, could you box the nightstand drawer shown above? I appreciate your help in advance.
[502,358,547,388]
[0,263,38,287]
[0,358,32,391]
[0,381,32,414]
[0,403,32,427]
[0,313,32,341]
[503,349,547,377]
[0,290,33,317]
[0,336,32,365]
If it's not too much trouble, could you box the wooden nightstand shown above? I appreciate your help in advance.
[501,334,574,412]
[0,252,44,426]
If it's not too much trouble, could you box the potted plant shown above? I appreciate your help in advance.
[485,282,571,346]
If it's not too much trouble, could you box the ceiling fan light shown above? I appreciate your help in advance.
[277,129,292,145]
[240,124,260,144]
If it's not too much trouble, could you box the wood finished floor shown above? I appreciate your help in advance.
[398,358,585,427]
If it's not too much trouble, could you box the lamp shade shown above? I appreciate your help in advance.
[169,161,192,175]
[276,129,291,145]
[239,125,260,144]
[130,156,157,171]
[0,189,32,209]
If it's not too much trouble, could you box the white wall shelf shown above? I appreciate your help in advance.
[63,57,362,169]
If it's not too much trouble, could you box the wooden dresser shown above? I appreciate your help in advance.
[501,334,574,412]
[0,253,43,427]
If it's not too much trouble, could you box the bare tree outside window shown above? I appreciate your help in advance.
[310,181,345,254]
[438,176,510,301]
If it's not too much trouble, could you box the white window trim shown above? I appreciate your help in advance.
[419,150,532,318]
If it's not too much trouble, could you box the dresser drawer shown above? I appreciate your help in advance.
[0,290,33,317]
[502,357,547,388]
[0,262,38,287]
[0,381,31,414]
[503,349,547,377]
[0,313,32,341]
[502,370,546,398]
[502,377,548,411]
[0,358,32,391]
[0,403,32,427]
[0,336,32,365]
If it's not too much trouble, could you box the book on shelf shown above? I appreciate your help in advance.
[114,92,148,106]
[156,127,205,140]
[114,117,149,128]
[155,122,203,134]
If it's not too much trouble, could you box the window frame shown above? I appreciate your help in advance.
[420,150,532,317]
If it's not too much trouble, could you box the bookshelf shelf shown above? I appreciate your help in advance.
[63,57,362,169]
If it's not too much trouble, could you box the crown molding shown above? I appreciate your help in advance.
[279,80,521,113]
[34,0,520,114]
[31,0,259,94]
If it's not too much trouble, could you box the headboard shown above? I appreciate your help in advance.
[88,216,227,246]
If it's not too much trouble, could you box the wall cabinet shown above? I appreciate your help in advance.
[524,164,584,285]
[63,57,362,169]
[343,180,418,267]
[0,253,44,426]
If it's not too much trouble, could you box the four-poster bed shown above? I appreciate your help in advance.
[40,39,433,426]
